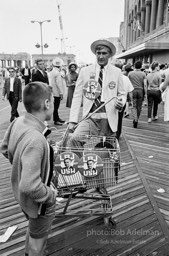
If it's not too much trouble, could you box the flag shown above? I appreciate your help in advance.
[137,20,143,31]
[133,18,143,31]
[133,18,137,31]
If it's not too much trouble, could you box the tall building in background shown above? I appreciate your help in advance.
[108,37,124,64]
[116,0,169,64]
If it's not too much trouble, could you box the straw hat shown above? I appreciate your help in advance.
[91,38,116,56]
[52,57,63,67]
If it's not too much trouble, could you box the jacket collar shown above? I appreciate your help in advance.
[24,112,47,134]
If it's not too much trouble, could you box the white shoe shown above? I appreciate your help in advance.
[148,118,152,123]
[152,116,158,121]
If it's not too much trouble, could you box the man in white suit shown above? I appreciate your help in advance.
[68,38,127,136]
[49,57,65,125]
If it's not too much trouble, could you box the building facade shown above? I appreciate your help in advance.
[0,52,75,69]
[0,52,31,68]
[116,0,169,65]
[32,53,76,67]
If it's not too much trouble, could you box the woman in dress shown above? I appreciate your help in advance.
[66,62,78,108]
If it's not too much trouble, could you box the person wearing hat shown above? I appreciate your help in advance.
[49,57,65,125]
[68,38,126,138]
[66,62,79,108]
[2,67,22,122]
[32,59,49,84]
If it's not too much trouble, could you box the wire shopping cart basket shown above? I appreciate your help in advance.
[49,130,120,226]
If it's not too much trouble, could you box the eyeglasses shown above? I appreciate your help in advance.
[9,71,15,73]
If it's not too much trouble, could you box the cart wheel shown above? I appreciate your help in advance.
[102,202,108,210]
[104,216,116,227]
[104,216,109,227]
[102,200,111,210]
[109,216,116,226]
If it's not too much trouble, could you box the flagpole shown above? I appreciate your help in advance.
[167,0,169,25]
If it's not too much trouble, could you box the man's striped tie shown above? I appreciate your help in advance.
[96,65,104,105]
[98,65,104,88]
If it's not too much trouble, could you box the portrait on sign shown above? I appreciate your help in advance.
[78,153,103,178]
[55,152,79,176]
[83,80,101,100]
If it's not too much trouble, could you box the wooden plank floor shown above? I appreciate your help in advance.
[123,103,169,231]
[1,102,169,255]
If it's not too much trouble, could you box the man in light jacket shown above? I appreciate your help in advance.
[68,38,127,136]
[49,57,65,125]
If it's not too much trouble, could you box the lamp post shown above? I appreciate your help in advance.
[31,20,51,59]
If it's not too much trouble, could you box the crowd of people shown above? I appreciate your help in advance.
[1,38,169,255]
[1,50,169,130]
[0,58,79,126]
[116,59,169,129]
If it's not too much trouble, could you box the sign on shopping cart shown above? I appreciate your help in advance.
[78,153,103,178]
[55,152,79,175]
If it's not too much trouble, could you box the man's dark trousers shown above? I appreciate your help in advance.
[8,92,19,122]
[53,96,61,122]
[24,76,30,85]
[116,104,126,141]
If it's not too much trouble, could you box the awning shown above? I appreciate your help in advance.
[115,42,169,59]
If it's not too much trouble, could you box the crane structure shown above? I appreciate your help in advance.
[57,0,67,53]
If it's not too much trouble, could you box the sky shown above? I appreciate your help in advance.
[0,0,124,64]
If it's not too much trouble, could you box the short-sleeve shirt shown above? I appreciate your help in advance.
[128,70,146,89]
[122,75,134,94]
[146,71,161,90]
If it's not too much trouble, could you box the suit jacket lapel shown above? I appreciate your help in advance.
[104,64,111,88]
[37,70,44,79]
[13,77,17,93]
[6,78,10,92]
[87,64,96,81]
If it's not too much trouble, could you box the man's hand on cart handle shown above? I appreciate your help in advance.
[68,122,77,133]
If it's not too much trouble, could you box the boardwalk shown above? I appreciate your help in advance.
[1,98,169,255]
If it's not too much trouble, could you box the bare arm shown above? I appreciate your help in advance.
[144,78,148,97]
[161,74,169,92]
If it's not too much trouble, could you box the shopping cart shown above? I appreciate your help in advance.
[49,131,120,226]
[49,96,121,226]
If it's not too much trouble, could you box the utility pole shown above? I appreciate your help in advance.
[57,0,67,53]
